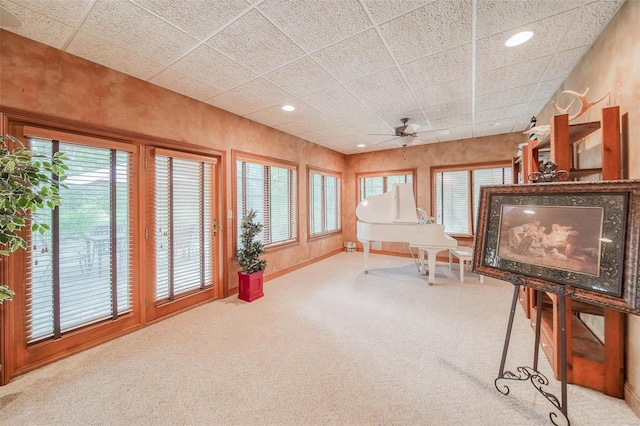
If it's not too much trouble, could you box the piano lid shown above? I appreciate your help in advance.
[356,183,419,224]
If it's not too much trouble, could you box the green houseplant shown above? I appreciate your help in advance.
[0,135,67,303]
[236,209,266,302]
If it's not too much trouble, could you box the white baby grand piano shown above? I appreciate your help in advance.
[356,183,457,284]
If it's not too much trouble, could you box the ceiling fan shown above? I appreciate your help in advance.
[370,118,443,147]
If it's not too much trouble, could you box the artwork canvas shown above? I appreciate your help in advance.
[473,180,640,314]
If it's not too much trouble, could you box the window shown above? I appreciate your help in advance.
[154,149,217,303]
[235,153,297,248]
[433,165,511,235]
[309,168,341,237]
[358,170,415,201]
[27,136,134,343]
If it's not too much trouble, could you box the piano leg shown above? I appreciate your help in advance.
[362,241,370,274]
[417,248,437,285]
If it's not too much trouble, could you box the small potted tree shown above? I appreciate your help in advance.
[236,209,267,302]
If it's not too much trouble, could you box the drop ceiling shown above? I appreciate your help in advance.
[0,0,624,154]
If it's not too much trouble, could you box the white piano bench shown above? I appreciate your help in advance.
[448,249,484,284]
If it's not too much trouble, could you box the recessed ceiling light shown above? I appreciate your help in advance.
[281,105,295,112]
[505,31,533,47]
[357,144,366,148]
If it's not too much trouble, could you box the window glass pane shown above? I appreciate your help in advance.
[155,156,170,300]
[270,166,292,243]
[172,158,203,295]
[310,173,322,235]
[28,139,132,342]
[155,155,215,302]
[325,176,339,232]
[435,171,470,234]
[360,173,412,201]
[237,158,297,247]
[472,167,511,232]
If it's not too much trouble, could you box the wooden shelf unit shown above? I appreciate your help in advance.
[514,106,625,398]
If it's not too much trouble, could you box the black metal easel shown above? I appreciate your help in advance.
[494,274,570,426]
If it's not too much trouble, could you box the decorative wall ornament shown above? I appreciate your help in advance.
[528,160,570,183]
[552,87,607,121]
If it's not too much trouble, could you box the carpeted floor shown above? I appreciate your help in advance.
[0,252,637,425]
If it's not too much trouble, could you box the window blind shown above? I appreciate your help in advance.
[27,139,132,343]
[236,157,297,247]
[309,171,340,236]
[155,154,215,302]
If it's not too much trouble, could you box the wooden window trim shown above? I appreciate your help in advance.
[232,150,300,253]
[355,168,417,205]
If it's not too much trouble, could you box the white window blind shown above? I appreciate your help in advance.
[359,172,412,201]
[155,153,215,302]
[434,166,511,235]
[27,139,132,343]
[309,171,341,236]
[236,158,297,247]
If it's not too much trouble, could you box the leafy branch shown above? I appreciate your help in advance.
[236,209,267,274]
[0,135,68,303]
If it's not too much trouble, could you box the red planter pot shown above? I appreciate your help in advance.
[238,270,264,302]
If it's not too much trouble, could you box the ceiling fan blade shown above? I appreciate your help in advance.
[375,137,400,145]
[368,133,395,136]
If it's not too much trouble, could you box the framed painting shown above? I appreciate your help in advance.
[473,180,640,314]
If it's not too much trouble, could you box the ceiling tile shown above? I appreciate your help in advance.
[301,85,362,115]
[298,126,357,142]
[476,57,550,95]
[5,0,92,26]
[365,92,426,127]
[264,56,338,97]
[475,84,536,112]
[206,92,261,116]
[423,99,472,121]
[531,78,564,100]
[66,30,165,81]
[224,78,294,109]
[475,0,584,39]
[380,0,472,62]
[150,68,221,101]
[542,45,589,81]
[476,10,577,73]
[560,0,624,51]
[344,67,409,104]
[258,0,371,52]
[522,98,548,116]
[132,0,250,40]
[361,0,432,24]
[402,43,471,89]
[206,9,304,74]
[1,0,74,48]
[244,100,320,126]
[312,29,394,82]
[431,114,472,130]
[442,125,473,141]
[275,114,340,135]
[414,78,472,107]
[81,0,198,65]
[170,44,257,92]
[475,104,525,124]
[474,118,518,137]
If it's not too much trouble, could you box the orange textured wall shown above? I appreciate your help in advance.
[0,30,345,292]
[534,0,640,410]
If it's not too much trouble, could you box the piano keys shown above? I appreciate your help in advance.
[356,183,457,284]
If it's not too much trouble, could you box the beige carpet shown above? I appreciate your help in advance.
[0,252,637,425]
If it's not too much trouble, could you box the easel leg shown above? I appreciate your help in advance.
[498,284,521,377]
